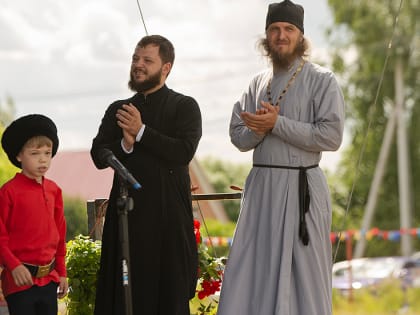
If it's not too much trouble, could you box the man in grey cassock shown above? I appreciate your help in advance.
[217,1,345,314]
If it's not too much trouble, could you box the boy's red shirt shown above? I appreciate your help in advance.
[0,173,67,296]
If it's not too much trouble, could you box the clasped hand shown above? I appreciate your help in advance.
[240,101,280,135]
[116,103,143,150]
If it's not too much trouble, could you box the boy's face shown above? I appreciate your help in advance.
[17,144,52,183]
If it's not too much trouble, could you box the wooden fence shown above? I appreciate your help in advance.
[87,193,242,241]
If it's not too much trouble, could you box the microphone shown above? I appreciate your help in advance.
[99,148,141,190]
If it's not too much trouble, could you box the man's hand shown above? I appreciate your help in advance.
[11,265,33,287]
[240,101,280,135]
[116,103,142,150]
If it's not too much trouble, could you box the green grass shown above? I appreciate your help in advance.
[189,279,420,315]
[333,279,420,315]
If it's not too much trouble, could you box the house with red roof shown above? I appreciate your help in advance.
[47,151,230,225]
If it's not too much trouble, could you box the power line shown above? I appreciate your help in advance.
[135,0,148,35]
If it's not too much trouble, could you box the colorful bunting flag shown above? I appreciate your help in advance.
[203,227,420,246]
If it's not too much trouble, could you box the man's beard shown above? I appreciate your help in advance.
[128,68,162,93]
[269,42,301,70]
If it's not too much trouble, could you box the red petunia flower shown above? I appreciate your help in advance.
[194,220,201,244]
[193,219,225,300]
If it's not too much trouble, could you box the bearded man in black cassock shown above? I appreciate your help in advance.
[90,35,202,315]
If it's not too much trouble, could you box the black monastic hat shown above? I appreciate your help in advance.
[265,0,304,33]
[1,114,59,168]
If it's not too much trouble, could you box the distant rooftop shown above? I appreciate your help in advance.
[47,150,113,201]
[47,150,229,223]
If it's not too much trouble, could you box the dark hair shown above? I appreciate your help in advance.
[258,35,310,60]
[137,35,175,65]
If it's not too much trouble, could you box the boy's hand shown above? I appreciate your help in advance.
[57,276,68,299]
[11,265,33,287]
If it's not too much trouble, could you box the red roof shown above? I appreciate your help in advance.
[47,150,229,223]
[47,151,113,201]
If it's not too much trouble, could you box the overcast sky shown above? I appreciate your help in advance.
[0,0,345,169]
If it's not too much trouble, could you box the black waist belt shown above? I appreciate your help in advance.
[23,259,56,278]
[253,163,318,246]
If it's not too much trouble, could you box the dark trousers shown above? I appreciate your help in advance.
[5,282,58,315]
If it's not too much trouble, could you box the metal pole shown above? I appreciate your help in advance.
[346,232,353,303]
[116,180,134,315]
[395,58,412,256]
[354,104,397,258]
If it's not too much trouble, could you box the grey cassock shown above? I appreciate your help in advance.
[217,58,345,315]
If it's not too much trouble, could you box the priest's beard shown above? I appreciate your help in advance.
[269,41,303,70]
[128,68,162,93]
[271,52,297,70]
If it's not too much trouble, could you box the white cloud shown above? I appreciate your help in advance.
[0,0,341,169]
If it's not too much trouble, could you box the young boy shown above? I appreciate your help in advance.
[0,114,68,315]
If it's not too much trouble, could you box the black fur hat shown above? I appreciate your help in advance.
[1,114,59,168]
[266,0,304,33]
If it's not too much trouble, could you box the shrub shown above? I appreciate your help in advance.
[65,235,101,315]
[64,197,88,241]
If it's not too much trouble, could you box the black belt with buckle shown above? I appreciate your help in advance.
[23,259,56,278]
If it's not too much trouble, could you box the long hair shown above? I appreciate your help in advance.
[258,35,311,61]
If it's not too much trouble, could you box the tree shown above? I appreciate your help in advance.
[0,126,19,185]
[64,196,88,241]
[0,98,18,185]
[0,96,15,127]
[327,0,420,257]
[200,156,250,221]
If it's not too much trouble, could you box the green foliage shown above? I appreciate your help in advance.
[190,295,218,315]
[201,218,236,237]
[0,125,19,186]
[333,279,420,315]
[191,219,225,315]
[64,196,88,241]
[326,0,420,257]
[0,96,16,127]
[199,156,250,221]
[198,219,236,257]
[65,235,101,315]
[0,97,17,185]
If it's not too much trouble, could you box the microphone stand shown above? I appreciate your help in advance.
[116,177,134,315]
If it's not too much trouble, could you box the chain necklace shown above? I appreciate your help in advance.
[266,59,305,107]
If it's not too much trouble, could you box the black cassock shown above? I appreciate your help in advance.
[90,85,202,315]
